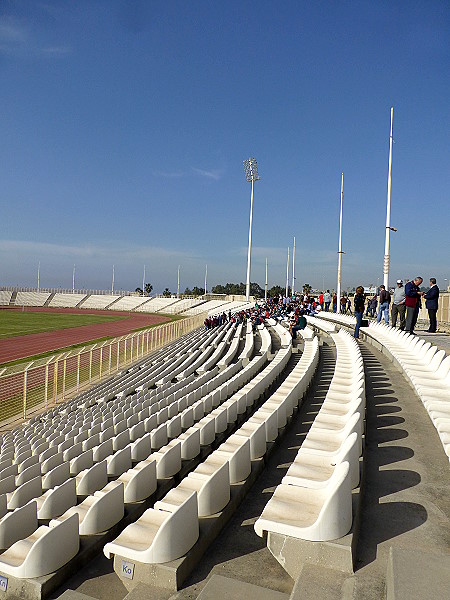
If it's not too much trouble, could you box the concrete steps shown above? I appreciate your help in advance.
[44,293,55,306]
[289,564,354,600]
[385,547,450,600]
[197,574,289,600]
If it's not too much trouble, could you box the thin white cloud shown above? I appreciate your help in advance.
[191,167,224,181]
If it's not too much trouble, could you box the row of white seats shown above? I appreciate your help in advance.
[0,327,241,511]
[254,328,365,543]
[0,328,284,578]
[307,315,338,333]
[316,312,357,327]
[103,332,320,566]
[366,322,450,459]
[0,323,266,512]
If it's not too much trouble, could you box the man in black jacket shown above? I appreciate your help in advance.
[424,278,440,333]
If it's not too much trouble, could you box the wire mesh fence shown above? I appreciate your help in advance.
[0,313,205,429]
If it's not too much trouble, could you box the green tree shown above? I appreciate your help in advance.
[268,285,284,298]
[192,286,205,296]
[162,288,171,297]
[303,283,312,295]
[135,287,143,295]
[184,287,192,295]
[145,283,153,296]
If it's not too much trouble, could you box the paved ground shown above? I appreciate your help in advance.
[0,308,170,363]
[48,334,450,599]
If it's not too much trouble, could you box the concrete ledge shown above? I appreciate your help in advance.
[386,546,450,600]
[197,574,289,600]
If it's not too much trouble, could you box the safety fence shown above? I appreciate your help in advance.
[0,313,205,429]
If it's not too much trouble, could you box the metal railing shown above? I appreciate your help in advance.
[0,313,205,430]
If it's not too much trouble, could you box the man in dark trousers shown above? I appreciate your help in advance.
[424,278,440,333]
[405,277,423,334]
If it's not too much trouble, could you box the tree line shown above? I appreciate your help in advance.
[136,281,314,298]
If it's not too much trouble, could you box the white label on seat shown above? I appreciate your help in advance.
[121,560,135,580]
[0,576,7,592]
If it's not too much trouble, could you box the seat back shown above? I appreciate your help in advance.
[22,513,79,578]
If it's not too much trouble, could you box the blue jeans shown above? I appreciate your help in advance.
[354,311,363,338]
[377,302,389,324]
[324,302,330,312]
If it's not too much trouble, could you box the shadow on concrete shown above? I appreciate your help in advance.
[373,445,415,466]
[355,502,428,568]
[376,469,421,497]
[48,554,127,600]
[355,344,426,570]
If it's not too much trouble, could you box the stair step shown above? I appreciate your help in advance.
[197,574,289,600]
[290,564,354,600]
[386,546,450,600]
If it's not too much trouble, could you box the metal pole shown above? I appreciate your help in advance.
[245,179,254,301]
[383,107,394,289]
[265,257,268,302]
[337,172,344,313]
[292,236,296,295]
[285,247,290,297]
[37,261,40,291]
[177,265,180,299]
[204,264,207,295]
[73,264,75,293]
[112,265,115,294]
[142,265,146,297]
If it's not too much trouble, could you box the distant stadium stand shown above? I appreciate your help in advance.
[15,292,51,307]
[78,295,121,310]
[48,294,88,308]
[107,296,152,312]
[135,297,180,313]
[0,291,12,306]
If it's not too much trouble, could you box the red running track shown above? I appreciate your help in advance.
[0,307,170,364]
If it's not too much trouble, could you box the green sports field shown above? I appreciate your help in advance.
[0,310,128,339]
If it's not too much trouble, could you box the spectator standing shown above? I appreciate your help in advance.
[391,280,406,329]
[405,277,423,334]
[323,290,331,312]
[376,285,391,324]
[353,286,365,339]
[340,295,347,314]
[367,296,377,318]
[346,297,352,315]
[424,278,440,333]
[319,292,324,310]
[332,293,337,313]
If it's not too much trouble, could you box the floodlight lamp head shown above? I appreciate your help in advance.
[243,158,260,182]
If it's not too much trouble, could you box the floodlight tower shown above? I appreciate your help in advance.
[243,158,260,301]
[383,107,395,289]
[337,173,345,313]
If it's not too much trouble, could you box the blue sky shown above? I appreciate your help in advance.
[1,0,449,294]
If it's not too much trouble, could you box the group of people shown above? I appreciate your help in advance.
[353,277,440,338]
[318,290,351,314]
[205,277,440,343]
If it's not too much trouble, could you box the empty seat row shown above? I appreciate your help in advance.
[255,328,364,543]
[366,322,450,460]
